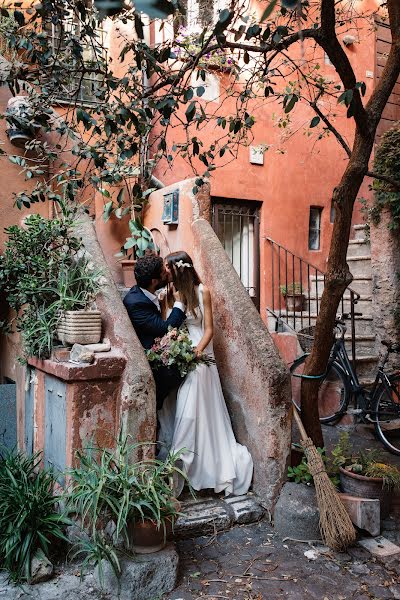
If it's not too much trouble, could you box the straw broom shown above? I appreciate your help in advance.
[292,407,356,551]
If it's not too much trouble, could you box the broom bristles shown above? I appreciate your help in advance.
[302,438,356,551]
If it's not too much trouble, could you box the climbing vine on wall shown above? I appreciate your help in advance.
[371,122,400,230]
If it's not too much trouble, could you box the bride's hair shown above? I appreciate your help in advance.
[165,251,201,315]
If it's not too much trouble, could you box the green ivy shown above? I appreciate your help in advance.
[371,122,400,230]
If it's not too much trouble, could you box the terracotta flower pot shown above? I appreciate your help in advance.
[285,293,305,313]
[57,310,102,345]
[339,466,391,519]
[121,259,136,288]
[126,518,173,554]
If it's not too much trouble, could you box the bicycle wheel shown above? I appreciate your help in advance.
[290,354,349,423]
[373,374,400,455]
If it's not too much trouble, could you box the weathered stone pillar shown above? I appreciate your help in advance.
[370,208,400,369]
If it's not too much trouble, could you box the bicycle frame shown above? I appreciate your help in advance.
[329,331,400,417]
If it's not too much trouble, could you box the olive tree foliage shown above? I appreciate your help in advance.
[1,0,400,443]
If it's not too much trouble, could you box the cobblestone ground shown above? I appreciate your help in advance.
[164,519,400,600]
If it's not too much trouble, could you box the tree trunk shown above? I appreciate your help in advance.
[301,130,375,446]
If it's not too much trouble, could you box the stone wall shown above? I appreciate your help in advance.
[370,209,400,369]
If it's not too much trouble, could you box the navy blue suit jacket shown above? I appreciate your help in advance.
[123,285,186,349]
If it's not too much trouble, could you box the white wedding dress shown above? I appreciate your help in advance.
[158,284,253,496]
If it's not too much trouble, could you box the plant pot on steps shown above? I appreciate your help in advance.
[57,310,102,345]
[285,293,305,312]
[339,466,391,519]
[121,259,136,288]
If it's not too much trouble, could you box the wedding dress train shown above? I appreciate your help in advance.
[158,285,253,496]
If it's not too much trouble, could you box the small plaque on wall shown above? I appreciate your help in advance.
[162,189,179,225]
[249,145,265,165]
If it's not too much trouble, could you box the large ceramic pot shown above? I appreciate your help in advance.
[339,466,391,519]
[57,310,102,345]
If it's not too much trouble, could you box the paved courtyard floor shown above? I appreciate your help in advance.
[165,517,400,600]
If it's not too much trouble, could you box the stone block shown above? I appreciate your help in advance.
[94,544,179,600]
[69,344,95,364]
[223,495,264,524]
[175,498,232,538]
[339,493,380,536]
[273,482,322,541]
[83,338,111,353]
[358,536,400,558]
[30,549,54,584]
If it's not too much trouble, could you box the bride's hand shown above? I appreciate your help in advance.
[194,347,203,357]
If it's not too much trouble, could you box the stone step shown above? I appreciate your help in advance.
[347,238,371,258]
[175,494,264,539]
[353,223,368,241]
[344,334,376,357]
[307,296,373,317]
[310,275,372,297]
[347,255,372,278]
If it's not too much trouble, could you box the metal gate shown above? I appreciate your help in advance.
[212,199,260,310]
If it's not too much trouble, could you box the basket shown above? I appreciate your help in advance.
[297,326,315,353]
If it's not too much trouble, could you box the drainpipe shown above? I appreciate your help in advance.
[150,175,165,189]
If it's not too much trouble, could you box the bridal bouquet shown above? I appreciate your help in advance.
[146,327,215,377]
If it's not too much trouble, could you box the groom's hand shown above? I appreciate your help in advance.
[172,287,182,302]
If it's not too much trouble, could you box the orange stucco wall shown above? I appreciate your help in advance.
[148,0,398,322]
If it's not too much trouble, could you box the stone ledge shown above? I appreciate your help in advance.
[28,351,126,381]
[339,493,380,537]
[175,494,264,538]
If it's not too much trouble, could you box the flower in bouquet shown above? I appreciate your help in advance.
[146,327,215,377]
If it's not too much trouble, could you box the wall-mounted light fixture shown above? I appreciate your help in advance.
[342,35,356,47]
[162,190,179,225]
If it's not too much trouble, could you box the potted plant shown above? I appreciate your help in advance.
[68,435,190,580]
[56,256,103,345]
[280,282,306,312]
[5,96,41,148]
[332,433,400,518]
[0,211,103,360]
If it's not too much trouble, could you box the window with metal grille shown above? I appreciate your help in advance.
[44,12,106,105]
[212,200,260,309]
[177,0,228,31]
[308,207,322,250]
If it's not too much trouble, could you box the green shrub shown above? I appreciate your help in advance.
[0,211,102,360]
[0,450,70,582]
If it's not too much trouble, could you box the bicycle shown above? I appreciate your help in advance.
[290,314,400,455]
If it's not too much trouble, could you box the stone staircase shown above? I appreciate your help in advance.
[268,224,378,382]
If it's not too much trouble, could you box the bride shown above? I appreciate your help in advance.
[158,250,253,496]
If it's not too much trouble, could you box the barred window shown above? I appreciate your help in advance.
[177,0,228,31]
[44,11,106,105]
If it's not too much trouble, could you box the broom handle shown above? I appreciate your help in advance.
[292,405,308,443]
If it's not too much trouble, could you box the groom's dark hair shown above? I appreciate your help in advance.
[134,254,164,288]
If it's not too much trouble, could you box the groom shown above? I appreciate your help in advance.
[123,254,186,410]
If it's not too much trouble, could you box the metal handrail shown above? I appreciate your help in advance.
[265,236,361,369]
